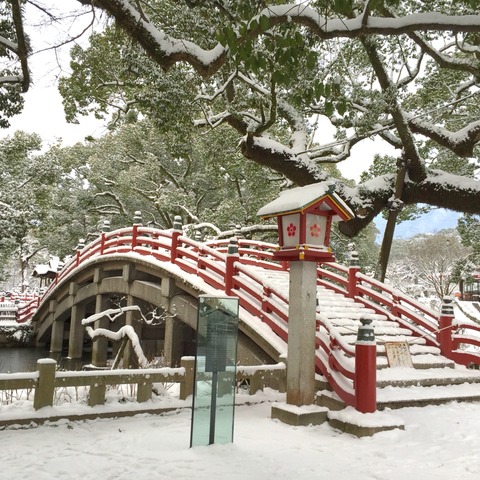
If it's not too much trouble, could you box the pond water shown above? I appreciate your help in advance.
[0,348,89,373]
[0,347,51,373]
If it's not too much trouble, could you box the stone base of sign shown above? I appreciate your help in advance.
[327,408,405,437]
[271,403,328,426]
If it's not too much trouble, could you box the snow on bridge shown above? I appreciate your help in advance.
[18,225,480,411]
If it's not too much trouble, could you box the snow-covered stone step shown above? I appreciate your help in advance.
[376,382,480,409]
[326,318,399,328]
[317,379,480,411]
[318,297,356,305]
[376,366,480,387]
[320,312,388,322]
[376,352,453,370]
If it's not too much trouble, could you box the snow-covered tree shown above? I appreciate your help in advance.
[82,305,168,369]
[61,1,480,277]
[387,230,471,304]
[5,1,480,277]
[0,132,57,286]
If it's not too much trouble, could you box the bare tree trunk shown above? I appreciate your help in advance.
[375,159,408,282]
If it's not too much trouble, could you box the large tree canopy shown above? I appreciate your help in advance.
[6,1,480,240]
[69,0,480,235]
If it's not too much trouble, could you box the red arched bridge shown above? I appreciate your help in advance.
[20,224,480,411]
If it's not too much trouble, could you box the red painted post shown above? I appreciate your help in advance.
[355,317,377,413]
[131,224,138,251]
[262,286,272,313]
[100,232,106,255]
[437,296,455,357]
[75,238,85,267]
[225,238,239,295]
[132,211,142,251]
[391,291,401,318]
[171,215,183,264]
[100,220,110,254]
[348,247,360,298]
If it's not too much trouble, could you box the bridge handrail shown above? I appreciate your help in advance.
[15,298,39,324]
[452,323,480,355]
[356,273,439,323]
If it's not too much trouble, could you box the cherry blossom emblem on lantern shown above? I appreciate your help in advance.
[310,223,321,238]
[287,223,296,237]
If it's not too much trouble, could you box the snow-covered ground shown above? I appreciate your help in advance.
[0,395,479,479]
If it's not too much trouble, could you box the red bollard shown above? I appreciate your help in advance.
[437,296,455,357]
[355,317,377,413]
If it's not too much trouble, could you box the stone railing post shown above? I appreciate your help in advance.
[348,246,360,298]
[180,356,195,400]
[33,358,57,410]
[171,215,183,264]
[355,317,377,413]
[137,379,153,403]
[225,237,239,295]
[88,383,107,407]
[437,296,455,357]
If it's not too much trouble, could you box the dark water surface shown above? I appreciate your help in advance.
[0,348,89,373]
[0,347,51,373]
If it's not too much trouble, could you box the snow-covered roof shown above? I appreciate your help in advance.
[257,182,354,221]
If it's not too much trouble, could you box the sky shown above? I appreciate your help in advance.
[0,2,106,147]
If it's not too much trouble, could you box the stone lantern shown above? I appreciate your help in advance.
[257,182,354,419]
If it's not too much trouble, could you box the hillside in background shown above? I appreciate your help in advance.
[375,209,461,241]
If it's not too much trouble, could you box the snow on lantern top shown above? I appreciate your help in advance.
[257,182,354,262]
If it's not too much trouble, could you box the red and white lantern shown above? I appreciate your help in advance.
[257,182,354,262]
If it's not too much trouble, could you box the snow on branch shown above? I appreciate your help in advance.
[81,306,168,368]
[85,324,149,368]
[0,75,24,85]
[77,1,480,79]
[82,307,149,368]
[0,34,19,54]
[407,116,480,157]
[76,0,226,77]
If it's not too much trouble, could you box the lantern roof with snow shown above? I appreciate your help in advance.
[257,182,354,262]
[257,181,354,221]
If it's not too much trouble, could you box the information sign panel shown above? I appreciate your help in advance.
[190,295,239,447]
[385,341,413,368]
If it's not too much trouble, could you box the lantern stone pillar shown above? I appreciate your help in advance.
[257,181,354,425]
[286,260,318,405]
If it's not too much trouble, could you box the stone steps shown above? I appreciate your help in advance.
[261,267,480,409]
[318,380,480,411]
